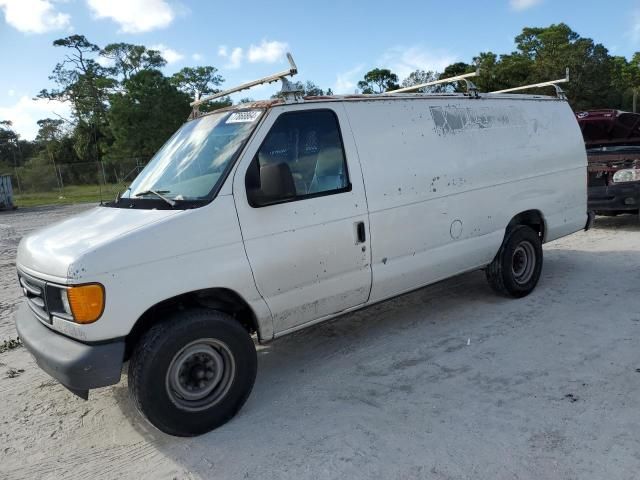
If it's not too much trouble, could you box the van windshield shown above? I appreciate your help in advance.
[117,109,263,208]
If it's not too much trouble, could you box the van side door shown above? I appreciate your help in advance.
[233,105,372,335]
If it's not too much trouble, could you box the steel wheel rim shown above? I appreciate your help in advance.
[165,339,235,412]
[511,240,536,285]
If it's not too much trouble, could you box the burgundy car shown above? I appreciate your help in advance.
[577,109,640,218]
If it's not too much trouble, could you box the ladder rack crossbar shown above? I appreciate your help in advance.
[390,71,479,94]
[191,53,298,107]
[491,69,570,94]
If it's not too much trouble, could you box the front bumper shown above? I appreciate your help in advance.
[588,182,640,213]
[15,303,124,397]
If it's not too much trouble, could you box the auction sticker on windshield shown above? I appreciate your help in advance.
[227,111,262,123]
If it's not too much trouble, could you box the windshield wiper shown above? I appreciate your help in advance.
[134,190,176,207]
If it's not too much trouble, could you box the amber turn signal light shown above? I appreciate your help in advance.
[66,284,105,324]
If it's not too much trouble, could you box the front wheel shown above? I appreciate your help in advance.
[485,225,543,298]
[128,309,257,436]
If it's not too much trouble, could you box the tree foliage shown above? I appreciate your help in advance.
[401,70,438,92]
[357,68,400,93]
[4,24,640,191]
[271,80,333,99]
[101,43,166,81]
[108,70,191,169]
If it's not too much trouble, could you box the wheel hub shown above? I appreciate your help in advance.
[166,339,235,411]
[511,240,536,285]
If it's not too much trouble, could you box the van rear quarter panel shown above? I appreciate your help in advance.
[344,96,586,302]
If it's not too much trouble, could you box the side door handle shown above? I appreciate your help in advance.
[356,221,366,243]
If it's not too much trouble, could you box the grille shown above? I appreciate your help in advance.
[18,272,51,323]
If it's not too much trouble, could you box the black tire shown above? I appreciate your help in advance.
[485,225,543,298]
[128,309,257,437]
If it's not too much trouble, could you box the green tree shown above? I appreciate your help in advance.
[38,35,115,122]
[37,35,116,162]
[170,66,229,112]
[441,23,622,110]
[303,81,325,96]
[473,51,534,92]
[513,23,614,110]
[401,70,439,92]
[100,43,166,82]
[357,68,400,93]
[271,80,330,99]
[0,121,21,172]
[107,69,191,173]
[170,66,224,99]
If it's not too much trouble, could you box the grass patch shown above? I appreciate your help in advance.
[0,337,22,354]
[14,184,121,208]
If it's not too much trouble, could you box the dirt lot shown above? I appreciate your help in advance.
[1,205,639,480]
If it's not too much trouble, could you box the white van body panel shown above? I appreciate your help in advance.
[342,96,586,302]
[17,207,181,279]
[233,103,372,334]
[18,196,273,342]
[15,93,587,345]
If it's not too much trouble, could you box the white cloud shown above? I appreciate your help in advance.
[7,89,15,97]
[150,44,184,64]
[86,0,174,33]
[218,40,288,70]
[0,0,70,33]
[247,40,288,64]
[227,48,243,69]
[333,65,364,94]
[96,56,114,68]
[191,53,203,62]
[509,0,543,11]
[379,46,457,81]
[0,96,71,141]
[218,46,244,70]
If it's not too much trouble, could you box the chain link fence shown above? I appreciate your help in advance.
[4,160,146,206]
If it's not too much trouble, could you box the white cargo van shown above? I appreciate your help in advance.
[15,60,591,436]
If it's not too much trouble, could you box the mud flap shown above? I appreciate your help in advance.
[585,211,595,231]
[65,386,89,400]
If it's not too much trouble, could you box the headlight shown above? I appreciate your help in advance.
[64,284,105,324]
[612,168,640,183]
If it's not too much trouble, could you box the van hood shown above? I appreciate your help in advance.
[17,206,181,279]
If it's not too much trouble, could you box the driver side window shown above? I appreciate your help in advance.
[246,109,350,207]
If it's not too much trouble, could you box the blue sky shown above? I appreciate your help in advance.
[0,0,639,139]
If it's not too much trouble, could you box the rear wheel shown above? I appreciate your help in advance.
[128,309,257,436]
[485,225,543,298]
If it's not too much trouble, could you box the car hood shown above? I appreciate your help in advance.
[17,206,181,279]
[577,109,640,149]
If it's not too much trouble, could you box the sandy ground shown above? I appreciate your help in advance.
[1,206,639,480]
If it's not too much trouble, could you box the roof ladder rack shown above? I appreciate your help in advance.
[491,68,570,99]
[389,71,480,96]
[190,53,300,116]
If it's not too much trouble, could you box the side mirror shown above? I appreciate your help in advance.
[247,162,296,206]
